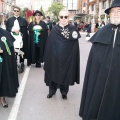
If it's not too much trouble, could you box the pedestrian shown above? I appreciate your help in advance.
[0,27,19,108]
[0,13,7,30]
[86,21,91,37]
[44,9,80,99]
[79,0,120,119]
[6,6,28,72]
[94,20,99,32]
[27,10,48,67]
[99,21,105,29]
[46,16,52,32]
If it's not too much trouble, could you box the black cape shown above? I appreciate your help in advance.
[79,24,120,120]
[0,28,19,97]
[27,21,48,66]
[44,24,80,86]
[6,16,28,58]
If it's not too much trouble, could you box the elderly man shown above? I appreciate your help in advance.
[6,6,28,72]
[44,9,80,99]
[79,0,120,120]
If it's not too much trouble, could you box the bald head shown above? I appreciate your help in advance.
[59,10,70,16]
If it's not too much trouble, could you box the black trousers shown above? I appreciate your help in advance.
[19,48,24,63]
[49,82,69,95]
[35,47,40,64]
[20,55,24,63]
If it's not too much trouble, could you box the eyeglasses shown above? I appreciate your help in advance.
[14,10,19,12]
[110,10,120,14]
[59,16,68,19]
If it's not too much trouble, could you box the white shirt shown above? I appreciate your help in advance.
[12,16,20,31]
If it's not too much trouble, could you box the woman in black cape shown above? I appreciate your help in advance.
[27,10,48,67]
[0,28,19,108]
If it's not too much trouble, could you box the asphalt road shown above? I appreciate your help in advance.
[0,32,92,120]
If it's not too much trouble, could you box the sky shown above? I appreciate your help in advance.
[16,0,31,7]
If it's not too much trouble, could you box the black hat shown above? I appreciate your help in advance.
[33,10,43,16]
[105,0,120,14]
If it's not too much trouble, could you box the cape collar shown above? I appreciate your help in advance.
[14,16,20,19]
[59,23,68,28]
[90,24,120,45]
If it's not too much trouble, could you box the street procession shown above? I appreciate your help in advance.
[0,0,120,120]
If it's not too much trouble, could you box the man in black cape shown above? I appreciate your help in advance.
[79,0,120,119]
[44,10,80,99]
[27,10,48,67]
[0,28,19,107]
[6,6,28,70]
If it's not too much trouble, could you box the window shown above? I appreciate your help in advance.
[83,10,85,13]
[83,2,86,7]
[91,4,94,11]
[102,1,106,9]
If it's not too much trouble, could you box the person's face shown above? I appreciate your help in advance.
[58,11,69,26]
[110,7,120,25]
[46,18,49,21]
[13,8,20,16]
[35,13,41,20]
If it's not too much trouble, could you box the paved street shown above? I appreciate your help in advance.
[0,33,92,120]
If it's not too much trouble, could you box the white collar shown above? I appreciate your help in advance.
[14,16,19,18]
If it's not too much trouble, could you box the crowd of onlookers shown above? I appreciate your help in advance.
[73,18,106,34]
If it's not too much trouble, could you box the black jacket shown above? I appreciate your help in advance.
[44,24,80,86]
[80,24,120,120]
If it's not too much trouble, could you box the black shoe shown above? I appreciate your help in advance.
[62,95,67,100]
[0,97,8,108]
[47,93,55,98]
[35,63,41,68]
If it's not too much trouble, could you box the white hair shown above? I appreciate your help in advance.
[110,16,120,25]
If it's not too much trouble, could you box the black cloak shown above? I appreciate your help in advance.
[27,21,48,66]
[44,24,80,86]
[79,24,120,120]
[0,28,19,97]
[6,16,28,58]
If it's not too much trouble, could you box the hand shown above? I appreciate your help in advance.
[0,48,3,53]
[13,30,19,34]
[38,32,41,35]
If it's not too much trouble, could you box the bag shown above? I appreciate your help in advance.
[11,32,23,49]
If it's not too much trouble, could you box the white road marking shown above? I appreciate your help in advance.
[8,66,31,120]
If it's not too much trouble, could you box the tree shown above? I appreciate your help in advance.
[47,1,64,20]
[21,7,29,17]
[39,6,45,18]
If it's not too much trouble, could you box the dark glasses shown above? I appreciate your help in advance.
[14,10,19,12]
[59,16,68,19]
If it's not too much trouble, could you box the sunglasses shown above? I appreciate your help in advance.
[14,10,19,12]
[59,16,68,19]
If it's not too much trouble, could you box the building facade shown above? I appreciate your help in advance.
[81,0,113,23]
[0,0,16,17]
